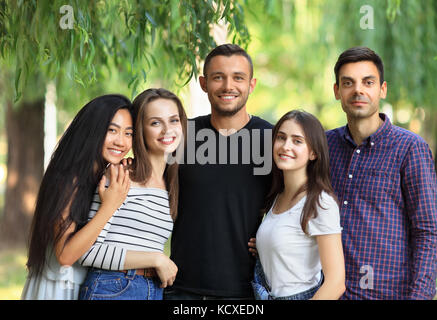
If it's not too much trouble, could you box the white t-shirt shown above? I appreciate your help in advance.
[256,191,342,298]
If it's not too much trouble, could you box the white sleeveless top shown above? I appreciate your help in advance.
[21,248,87,300]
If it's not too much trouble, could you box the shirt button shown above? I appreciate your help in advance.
[356,149,361,154]
[344,201,348,205]
[348,174,353,179]
[370,142,375,146]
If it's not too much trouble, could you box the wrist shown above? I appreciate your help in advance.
[98,202,118,216]
[152,252,164,268]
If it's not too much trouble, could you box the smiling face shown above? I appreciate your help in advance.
[334,60,387,122]
[102,108,133,164]
[143,98,183,156]
[273,119,316,173]
[199,54,256,117]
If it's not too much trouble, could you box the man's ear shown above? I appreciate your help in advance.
[249,77,257,94]
[333,83,340,100]
[199,75,208,93]
[380,81,387,99]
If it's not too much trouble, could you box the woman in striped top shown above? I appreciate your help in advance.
[79,88,187,300]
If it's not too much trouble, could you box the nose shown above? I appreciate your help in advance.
[353,82,364,95]
[113,132,126,147]
[222,77,233,91]
[161,121,169,134]
[281,138,293,151]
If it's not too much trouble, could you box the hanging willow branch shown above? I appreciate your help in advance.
[0,0,251,101]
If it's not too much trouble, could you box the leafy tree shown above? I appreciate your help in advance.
[243,0,437,168]
[0,0,250,244]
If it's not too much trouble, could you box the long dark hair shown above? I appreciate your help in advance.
[26,94,132,276]
[131,88,187,221]
[264,110,337,234]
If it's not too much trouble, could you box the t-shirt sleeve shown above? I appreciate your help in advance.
[307,192,342,236]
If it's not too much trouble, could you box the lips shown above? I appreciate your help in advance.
[218,93,239,101]
[278,153,295,160]
[108,148,124,156]
[158,136,176,145]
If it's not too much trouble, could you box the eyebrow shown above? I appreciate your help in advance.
[109,122,134,130]
[278,131,305,139]
[340,75,377,82]
[209,71,248,77]
[147,114,180,120]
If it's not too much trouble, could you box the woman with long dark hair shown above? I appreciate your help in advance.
[22,94,133,299]
[78,88,187,300]
[252,110,345,300]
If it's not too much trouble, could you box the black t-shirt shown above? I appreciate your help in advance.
[170,114,273,297]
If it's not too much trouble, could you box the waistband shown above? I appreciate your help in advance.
[89,268,157,279]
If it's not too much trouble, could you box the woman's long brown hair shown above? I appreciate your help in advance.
[131,88,187,221]
[264,110,337,234]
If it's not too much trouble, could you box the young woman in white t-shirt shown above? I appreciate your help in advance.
[252,110,345,300]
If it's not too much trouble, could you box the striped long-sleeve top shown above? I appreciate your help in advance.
[79,187,173,270]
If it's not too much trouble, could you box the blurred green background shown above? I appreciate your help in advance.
[1,0,436,299]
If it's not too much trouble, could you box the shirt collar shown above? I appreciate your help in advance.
[341,113,392,147]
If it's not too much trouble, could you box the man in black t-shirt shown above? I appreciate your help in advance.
[165,44,273,299]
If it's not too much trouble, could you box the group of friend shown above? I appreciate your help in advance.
[21,44,437,300]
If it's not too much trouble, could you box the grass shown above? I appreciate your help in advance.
[0,247,28,300]
[1,244,435,300]
[0,239,171,300]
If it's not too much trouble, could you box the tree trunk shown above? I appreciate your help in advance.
[0,99,44,247]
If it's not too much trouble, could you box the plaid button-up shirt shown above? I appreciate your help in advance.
[326,113,437,300]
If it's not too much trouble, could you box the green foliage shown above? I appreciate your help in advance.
[331,0,437,110]
[241,0,437,134]
[0,0,250,103]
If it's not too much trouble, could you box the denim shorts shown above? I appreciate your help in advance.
[251,258,323,300]
[79,269,163,300]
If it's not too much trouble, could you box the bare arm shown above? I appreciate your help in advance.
[54,164,130,266]
[311,233,346,300]
[123,251,178,288]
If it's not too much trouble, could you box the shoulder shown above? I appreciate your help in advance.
[325,127,344,140]
[189,114,211,129]
[387,125,434,168]
[389,124,429,147]
[318,192,339,213]
[248,116,274,130]
[308,192,341,236]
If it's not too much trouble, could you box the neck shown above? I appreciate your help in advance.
[148,152,167,180]
[347,112,383,146]
[210,108,251,134]
[282,168,307,199]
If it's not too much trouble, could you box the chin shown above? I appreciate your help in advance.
[213,104,244,117]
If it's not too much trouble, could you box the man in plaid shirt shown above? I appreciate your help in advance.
[326,47,437,299]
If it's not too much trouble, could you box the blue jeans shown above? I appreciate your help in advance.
[251,258,323,300]
[79,269,163,300]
